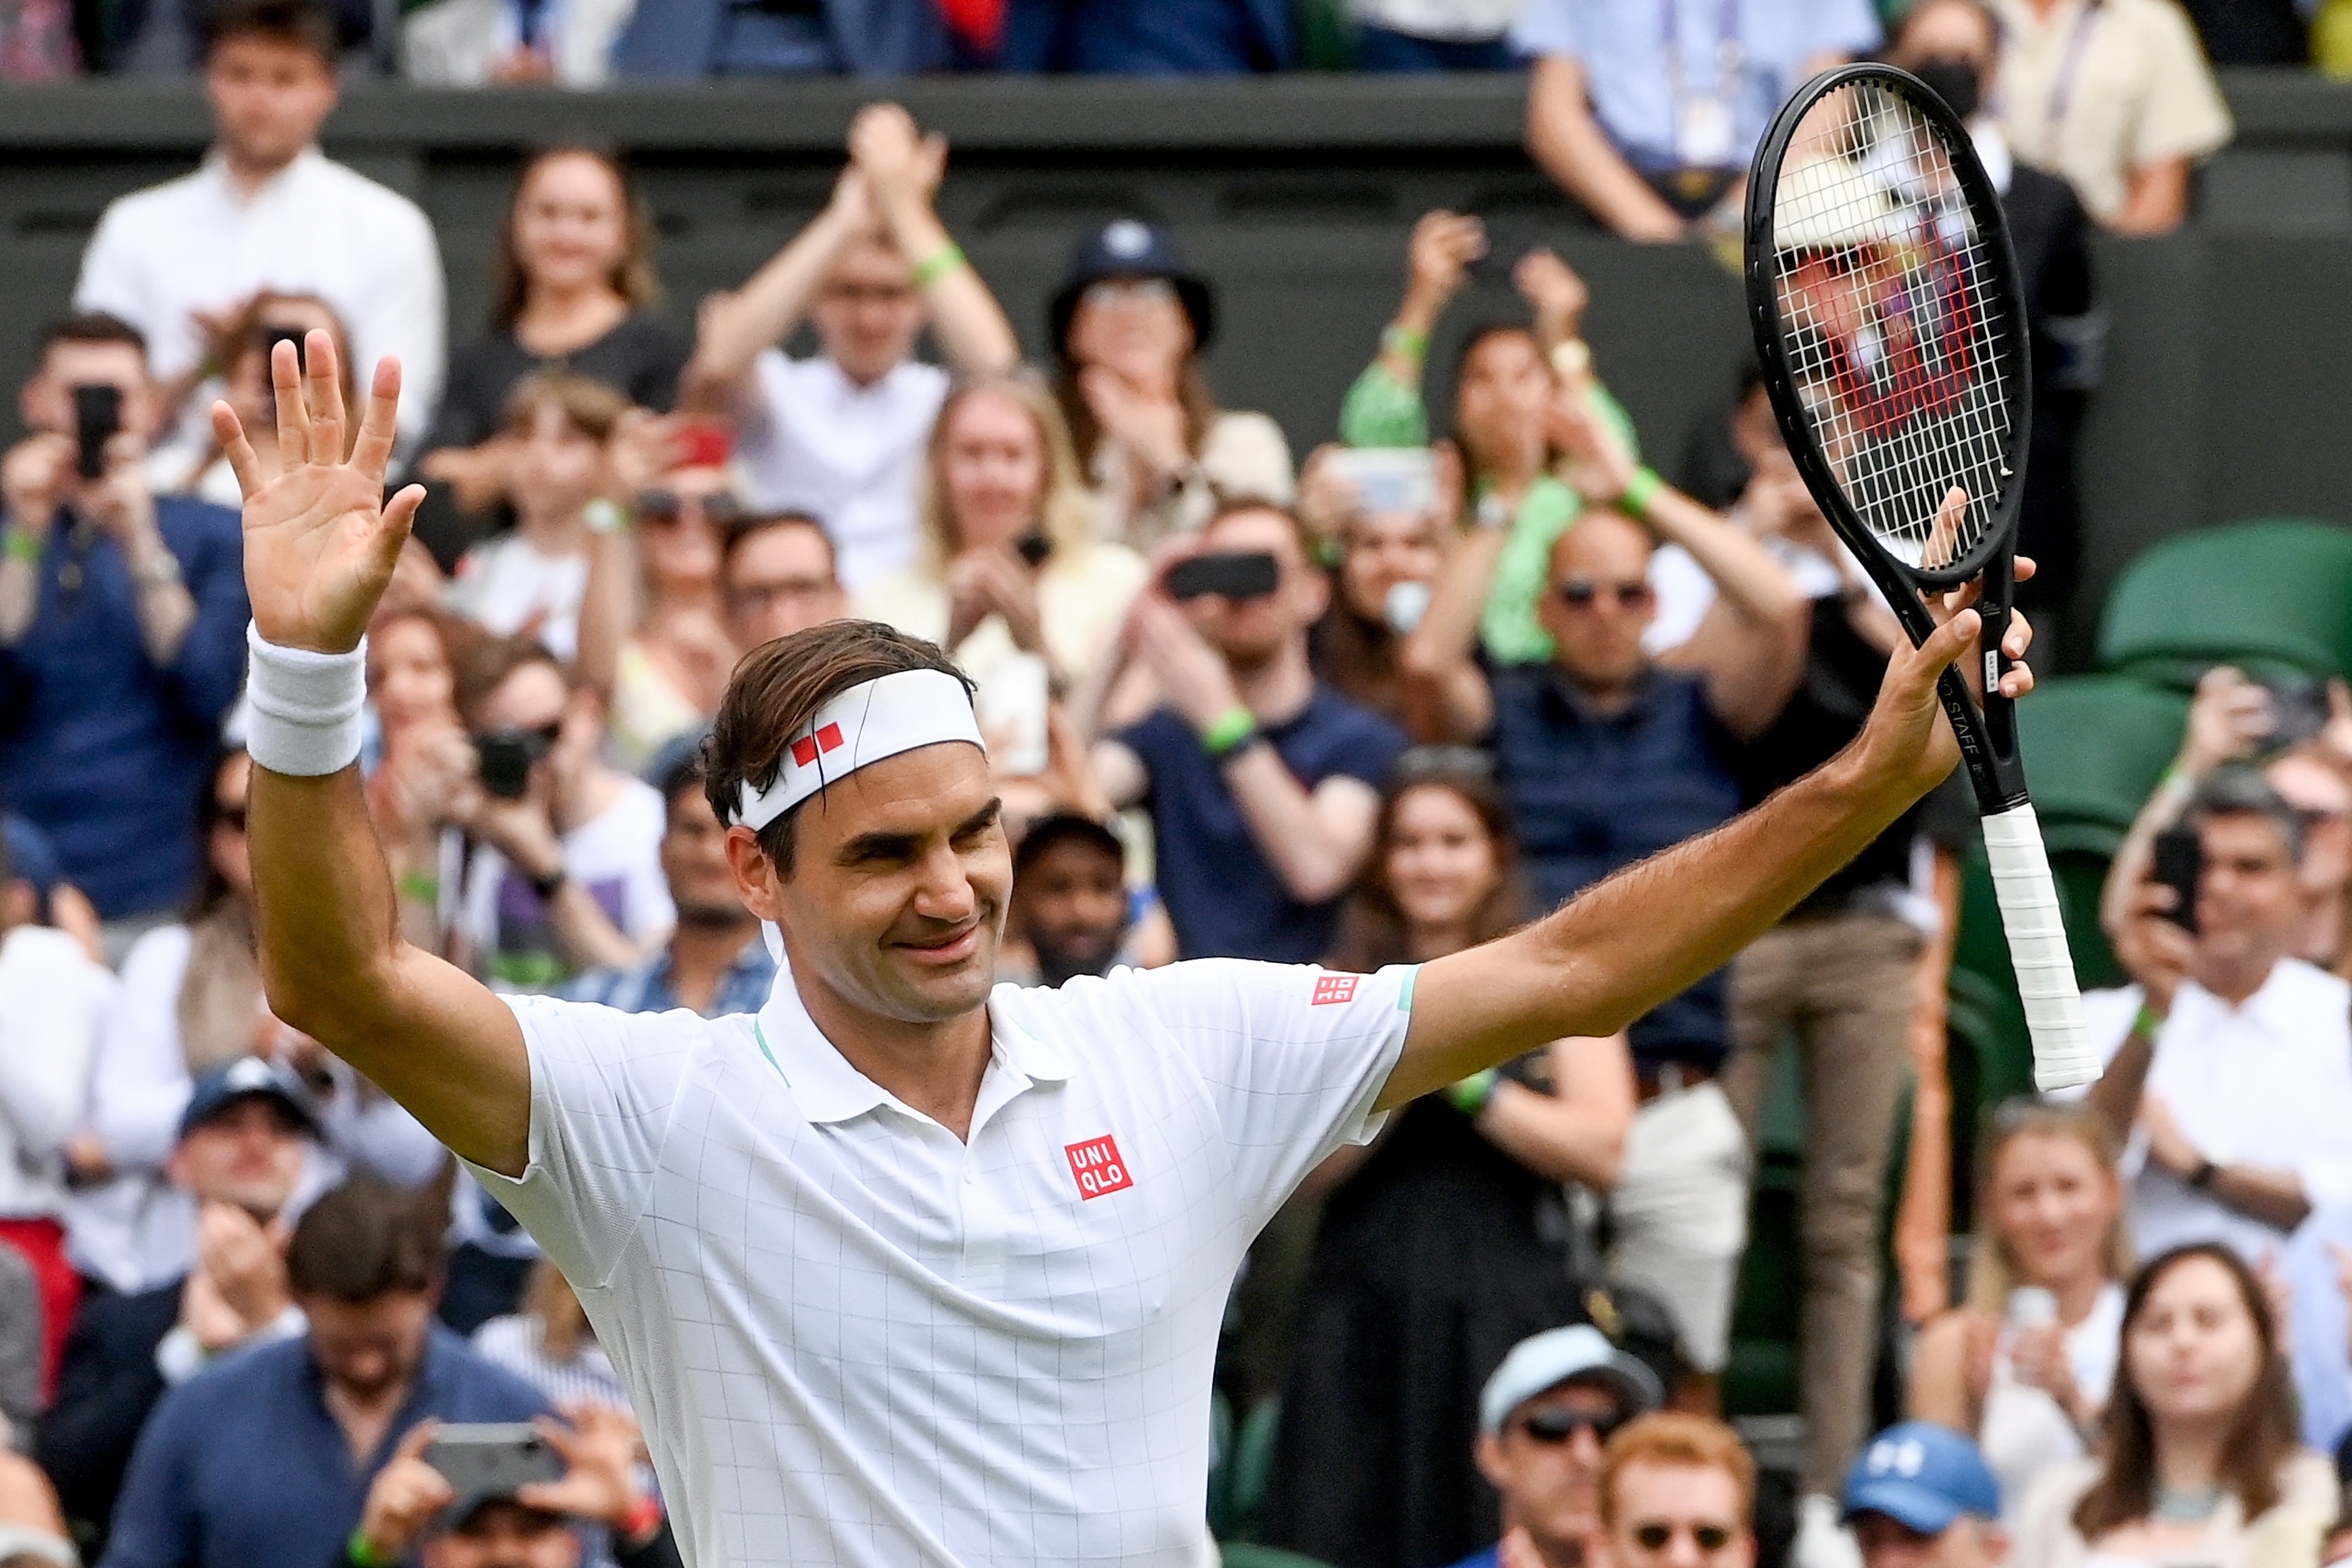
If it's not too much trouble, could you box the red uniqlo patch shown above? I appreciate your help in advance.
[1065,1135,1134,1200]
[1311,974,1359,1007]
[790,722,846,768]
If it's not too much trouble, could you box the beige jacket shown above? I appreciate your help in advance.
[2011,1451,2336,1568]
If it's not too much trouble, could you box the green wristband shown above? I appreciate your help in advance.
[2,528,41,566]
[910,243,967,290]
[348,1529,397,1568]
[1200,706,1259,758]
[1619,466,1664,523]
[1381,324,1429,360]
[2132,1002,2166,1041]
[583,498,630,536]
[397,871,440,905]
[1445,1068,1500,1116]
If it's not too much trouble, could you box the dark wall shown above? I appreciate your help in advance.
[5,71,2352,667]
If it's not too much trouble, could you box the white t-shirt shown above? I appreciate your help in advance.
[2078,963,2352,1262]
[734,354,950,592]
[1978,1282,2124,1524]
[466,958,1415,1567]
[458,779,675,994]
[446,532,593,662]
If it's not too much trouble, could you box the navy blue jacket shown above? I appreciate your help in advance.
[0,497,248,918]
[99,1327,549,1568]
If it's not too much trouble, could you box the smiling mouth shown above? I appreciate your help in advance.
[894,924,982,964]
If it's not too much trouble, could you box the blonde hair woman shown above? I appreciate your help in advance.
[1911,1099,2133,1521]
[855,373,1148,761]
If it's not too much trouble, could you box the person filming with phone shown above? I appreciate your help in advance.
[1086,500,1406,963]
[2083,767,2352,1263]
[0,312,248,951]
[342,1404,681,1568]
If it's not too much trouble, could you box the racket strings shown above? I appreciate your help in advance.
[1768,80,2015,571]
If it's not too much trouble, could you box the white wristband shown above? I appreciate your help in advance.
[244,623,367,777]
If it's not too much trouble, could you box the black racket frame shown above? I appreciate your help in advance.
[1744,61,2035,814]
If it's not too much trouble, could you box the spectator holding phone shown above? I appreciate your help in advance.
[1088,501,1405,962]
[856,374,1148,728]
[2084,768,2352,1270]
[41,1058,319,1547]
[1909,1100,2130,1525]
[446,373,630,664]
[343,1404,680,1568]
[100,1179,551,1568]
[161,292,357,510]
[686,102,1019,591]
[447,637,672,995]
[574,419,744,773]
[1270,755,1637,1568]
[1051,219,1295,551]
[2008,1244,2333,1568]
[0,313,248,946]
[365,606,483,954]
[1406,379,1805,1415]
[1301,441,1461,738]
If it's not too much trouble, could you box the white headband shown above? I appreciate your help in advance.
[735,667,985,832]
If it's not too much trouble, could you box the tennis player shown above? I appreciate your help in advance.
[218,339,2035,1568]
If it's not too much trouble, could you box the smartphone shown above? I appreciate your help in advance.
[975,652,1051,778]
[1327,447,1437,517]
[1164,551,1279,602]
[2261,676,2329,754]
[425,1423,561,1503]
[72,384,121,480]
[263,324,308,374]
[1014,530,1053,569]
[2006,1286,2058,1331]
[2151,826,2202,934]
[475,730,548,800]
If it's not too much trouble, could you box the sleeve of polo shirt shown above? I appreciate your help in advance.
[2130,4,2233,167]
[1507,0,1578,59]
[1124,959,1415,1229]
[462,996,701,1289]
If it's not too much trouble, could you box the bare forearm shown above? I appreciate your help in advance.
[1399,525,1505,741]
[2084,1030,2153,1153]
[880,197,1016,375]
[1221,747,1363,903]
[0,557,36,646]
[549,882,649,972]
[1644,488,1803,627]
[1527,61,1687,240]
[2212,1166,2311,1231]
[1397,747,1915,1104]
[1477,1080,1627,1188]
[574,529,638,696]
[694,210,858,386]
[2114,160,2191,236]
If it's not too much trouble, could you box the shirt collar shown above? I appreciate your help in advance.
[198,145,324,206]
[2175,958,2309,1037]
[751,970,1073,1127]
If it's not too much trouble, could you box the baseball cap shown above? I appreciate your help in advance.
[1842,1423,2001,1534]
[178,1056,322,1142]
[1478,1324,1663,1435]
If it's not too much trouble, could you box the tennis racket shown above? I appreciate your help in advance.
[1744,63,2094,1091]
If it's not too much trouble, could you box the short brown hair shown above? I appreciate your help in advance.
[721,512,837,584]
[454,635,570,728]
[1598,1413,1757,1530]
[203,0,339,63]
[1204,498,1321,571]
[698,619,971,879]
[499,370,630,445]
[39,310,146,364]
[286,1178,444,1302]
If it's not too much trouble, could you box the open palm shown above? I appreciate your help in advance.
[214,332,424,654]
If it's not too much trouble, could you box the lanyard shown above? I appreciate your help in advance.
[2041,0,2102,158]
[1661,0,1744,102]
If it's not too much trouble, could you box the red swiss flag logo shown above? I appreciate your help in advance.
[1311,974,1359,1007]
[1065,1135,1134,1201]
[790,722,846,769]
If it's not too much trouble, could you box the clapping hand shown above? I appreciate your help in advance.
[849,102,947,212]
[215,333,422,655]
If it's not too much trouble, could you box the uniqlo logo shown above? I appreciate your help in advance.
[1065,1135,1134,1200]
[1311,974,1358,1007]
[790,722,846,768]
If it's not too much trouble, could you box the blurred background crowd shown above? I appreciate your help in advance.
[4,3,2352,1568]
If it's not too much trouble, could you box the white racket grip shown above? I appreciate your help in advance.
[1982,803,2097,1092]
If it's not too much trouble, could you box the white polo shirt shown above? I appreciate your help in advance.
[733,353,949,592]
[469,957,1415,1567]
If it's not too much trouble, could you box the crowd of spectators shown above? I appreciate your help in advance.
[0,2,2342,1568]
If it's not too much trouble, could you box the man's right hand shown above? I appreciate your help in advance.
[2113,879,2193,1014]
[1404,210,1484,312]
[0,432,72,534]
[214,333,423,655]
[356,1423,454,1562]
[193,1200,291,1333]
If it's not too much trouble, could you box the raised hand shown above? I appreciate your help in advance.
[214,331,423,654]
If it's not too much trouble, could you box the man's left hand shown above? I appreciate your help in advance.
[1128,593,1241,733]
[515,1405,652,1531]
[2140,1092,2205,1180]
[79,430,159,550]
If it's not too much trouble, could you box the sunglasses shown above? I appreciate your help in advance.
[634,491,746,526]
[1518,1408,1630,1446]
[1556,577,1656,612]
[1632,1523,1738,1553]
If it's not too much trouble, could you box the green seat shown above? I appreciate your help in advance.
[2011,675,2190,838]
[1221,1546,1338,1568]
[2097,518,2352,687]
[1215,1398,1281,1544]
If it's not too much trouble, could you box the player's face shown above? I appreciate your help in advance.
[753,744,1009,1025]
